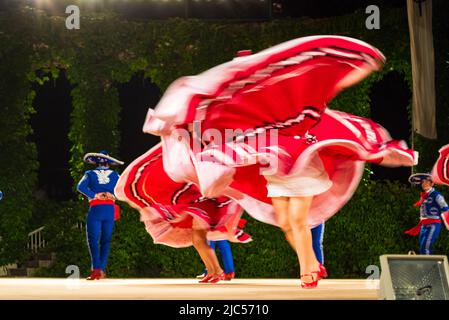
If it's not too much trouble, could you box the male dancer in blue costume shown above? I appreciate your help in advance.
[77,151,123,280]
[406,173,449,254]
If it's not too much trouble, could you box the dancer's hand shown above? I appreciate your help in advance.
[104,192,116,200]
[94,192,109,200]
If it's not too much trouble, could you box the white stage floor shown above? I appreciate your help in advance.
[0,278,380,300]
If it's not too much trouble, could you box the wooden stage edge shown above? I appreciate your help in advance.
[0,278,380,300]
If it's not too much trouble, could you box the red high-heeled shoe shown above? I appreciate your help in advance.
[86,269,102,280]
[198,274,214,283]
[208,272,226,283]
[317,264,328,279]
[224,272,235,281]
[300,273,318,289]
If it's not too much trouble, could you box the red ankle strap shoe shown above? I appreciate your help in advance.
[198,274,214,283]
[317,264,328,279]
[208,272,226,284]
[224,272,235,281]
[86,269,102,280]
[300,273,318,289]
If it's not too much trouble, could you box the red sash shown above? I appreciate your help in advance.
[89,199,120,221]
[405,219,441,237]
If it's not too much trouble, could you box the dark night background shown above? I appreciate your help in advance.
[20,0,411,200]
[0,0,408,19]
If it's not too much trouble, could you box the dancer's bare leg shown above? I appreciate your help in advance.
[192,228,214,273]
[288,196,320,283]
[191,219,223,275]
[271,197,295,250]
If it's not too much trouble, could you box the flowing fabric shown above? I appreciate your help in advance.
[138,36,417,229]
[431,144,449,186]
[114,143,250,248]
[145,35,385,134]
[157,109,417,228]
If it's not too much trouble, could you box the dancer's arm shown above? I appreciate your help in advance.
[436,193,449,230]
[104,171,120,200]
[77,172,96,199]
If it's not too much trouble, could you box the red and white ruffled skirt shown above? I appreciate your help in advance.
[115,144,251,248]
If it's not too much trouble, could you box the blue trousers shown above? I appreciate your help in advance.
[209,240,234,274]
[419,223,441,255]
[311,223,325,264]
[86,204,115,271]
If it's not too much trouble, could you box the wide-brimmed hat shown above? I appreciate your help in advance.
[83,150,124,166]
[408,173,432,186]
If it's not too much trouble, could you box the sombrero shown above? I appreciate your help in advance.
[408,173,432,186]
[83,150,124,166]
